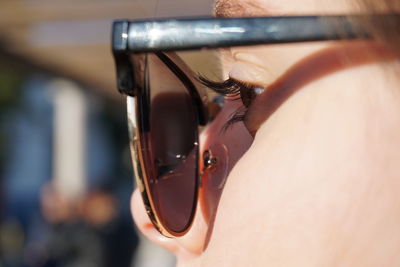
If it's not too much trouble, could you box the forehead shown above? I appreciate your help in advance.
[213,0,270,17]
[214,0,356,16]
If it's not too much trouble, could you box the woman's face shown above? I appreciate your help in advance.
[132,0,400,266]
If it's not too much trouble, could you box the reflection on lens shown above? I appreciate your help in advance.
[138,54,198,234]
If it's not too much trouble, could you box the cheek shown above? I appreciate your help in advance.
[199,100,253,225]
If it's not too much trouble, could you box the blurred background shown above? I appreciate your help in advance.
[0,0,214,266]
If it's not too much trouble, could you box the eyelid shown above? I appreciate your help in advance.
[197,75,241,99]
[197,75,265,133]
[229,77,265,107]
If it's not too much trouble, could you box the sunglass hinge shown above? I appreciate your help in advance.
[112,20,136,96]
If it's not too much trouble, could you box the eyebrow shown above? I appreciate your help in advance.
[213,0,271,18]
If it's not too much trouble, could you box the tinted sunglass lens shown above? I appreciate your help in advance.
[140,54,198,234]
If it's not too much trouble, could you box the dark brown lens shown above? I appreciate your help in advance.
[139,54,198,234]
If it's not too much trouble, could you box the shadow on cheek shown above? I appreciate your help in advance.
[245,42,397,134]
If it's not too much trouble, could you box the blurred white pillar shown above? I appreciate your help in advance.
[52,79,86,202]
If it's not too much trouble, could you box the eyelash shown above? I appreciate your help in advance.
[197,76,254,131]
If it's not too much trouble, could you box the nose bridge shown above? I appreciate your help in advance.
[199,99,254,180]
[198,99,254,224]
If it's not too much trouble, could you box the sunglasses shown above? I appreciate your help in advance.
[111,15,387,237]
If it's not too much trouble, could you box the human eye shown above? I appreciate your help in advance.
[198,76,265,133]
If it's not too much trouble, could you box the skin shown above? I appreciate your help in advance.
[132,0,400,266]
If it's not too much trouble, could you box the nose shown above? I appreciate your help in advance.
[130,98,253,262]
[131,189,207,261]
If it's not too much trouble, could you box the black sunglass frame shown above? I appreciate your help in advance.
[111,15,384,96]
[112,14,392,237]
